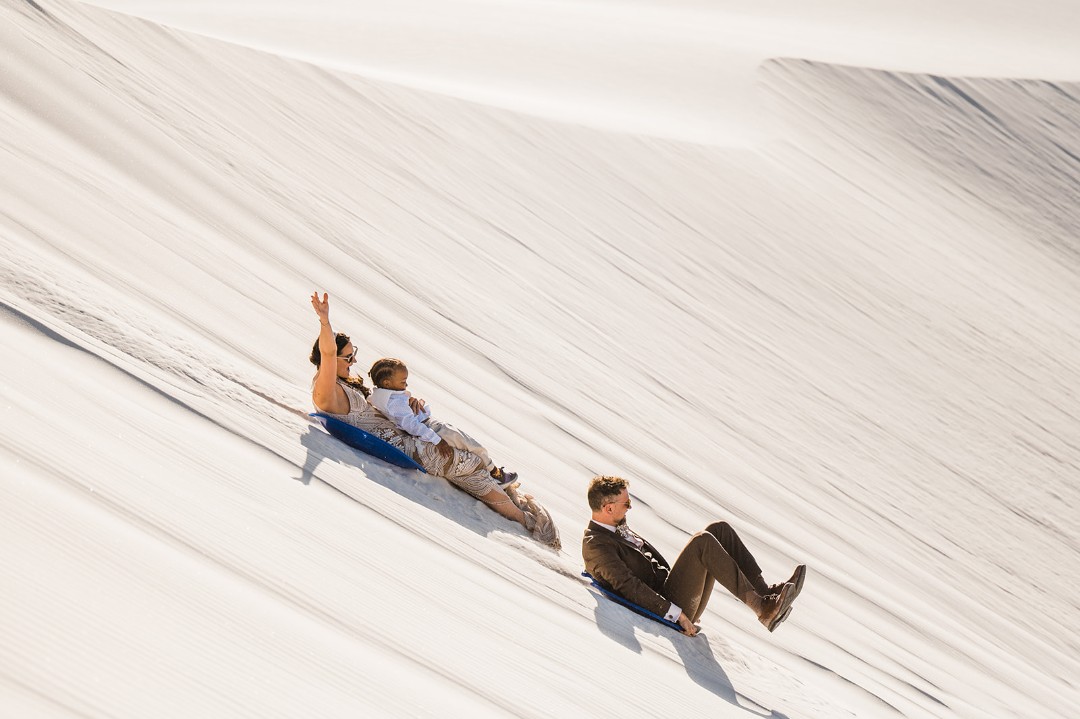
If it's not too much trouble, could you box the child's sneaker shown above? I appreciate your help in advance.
[490,466,518,487]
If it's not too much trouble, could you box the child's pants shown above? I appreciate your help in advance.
[426,419,494,472]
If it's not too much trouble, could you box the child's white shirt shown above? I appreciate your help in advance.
[369,387,441,444]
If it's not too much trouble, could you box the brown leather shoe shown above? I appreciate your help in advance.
[758,582,797,632]
[767,564,806,600]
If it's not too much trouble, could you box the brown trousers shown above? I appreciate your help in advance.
[663,521,765,623]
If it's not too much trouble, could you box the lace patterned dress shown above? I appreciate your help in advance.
[320,380,500,498]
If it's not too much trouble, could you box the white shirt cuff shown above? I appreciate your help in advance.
[664,603,682,622]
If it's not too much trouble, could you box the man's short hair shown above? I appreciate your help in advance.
[587,475,628,511]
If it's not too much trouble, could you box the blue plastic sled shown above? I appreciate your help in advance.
[310,413,427,472]
[582,571,683,632]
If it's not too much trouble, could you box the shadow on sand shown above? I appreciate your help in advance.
[297,424,530,542]
[589,592,790,718]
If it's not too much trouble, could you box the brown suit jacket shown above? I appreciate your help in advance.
[582,520,673,617]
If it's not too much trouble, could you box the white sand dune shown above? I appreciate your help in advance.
[80,0,1080,145]
[2,1,1079,717]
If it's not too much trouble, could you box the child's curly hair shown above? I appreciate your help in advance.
[368,357,408,389]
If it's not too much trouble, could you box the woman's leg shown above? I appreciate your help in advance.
[479,487,526,524]
[419,442,558,548]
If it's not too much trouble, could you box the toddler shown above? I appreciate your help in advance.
[368,358,517,486]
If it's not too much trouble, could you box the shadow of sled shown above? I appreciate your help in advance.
[297,416,530,543]
[584,572,788,717]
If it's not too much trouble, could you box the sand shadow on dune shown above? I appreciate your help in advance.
[297,425,530,541]
[589,594,788,717]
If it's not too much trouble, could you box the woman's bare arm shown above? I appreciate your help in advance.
[310,292,349,414]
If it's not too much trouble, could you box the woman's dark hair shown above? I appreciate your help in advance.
[310,332,351,368]
[310,332,369,397]
[369,357,407,389]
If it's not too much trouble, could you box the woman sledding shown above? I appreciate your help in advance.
[309,291,560,549]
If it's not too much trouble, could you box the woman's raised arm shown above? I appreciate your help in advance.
[310,292,348,414]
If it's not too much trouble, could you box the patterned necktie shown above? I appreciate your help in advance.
[616,523,643,549]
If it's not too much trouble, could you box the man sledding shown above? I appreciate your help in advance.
[582,475,805,635]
